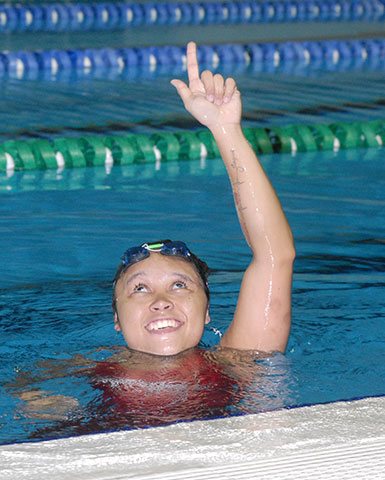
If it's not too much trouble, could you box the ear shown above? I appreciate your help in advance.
[204,308,211,325]
[114,313,121,332]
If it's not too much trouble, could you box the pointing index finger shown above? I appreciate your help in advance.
[186,41,200,86]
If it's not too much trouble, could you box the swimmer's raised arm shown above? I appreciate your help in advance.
[171,42,295,353]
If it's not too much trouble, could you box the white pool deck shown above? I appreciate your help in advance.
[1,396,384,480]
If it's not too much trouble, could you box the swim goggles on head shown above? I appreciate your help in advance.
[121,240,192,268]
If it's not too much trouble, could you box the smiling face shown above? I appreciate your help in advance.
[113,253,210,356]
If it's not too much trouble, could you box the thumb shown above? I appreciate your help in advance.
[170,79,193,107]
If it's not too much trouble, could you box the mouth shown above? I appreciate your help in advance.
[145,318,183,334]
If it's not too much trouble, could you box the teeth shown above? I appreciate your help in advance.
[147,319,179,331]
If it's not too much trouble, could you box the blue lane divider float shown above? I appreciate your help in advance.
[0,0,384,33]
[0,38,384,78]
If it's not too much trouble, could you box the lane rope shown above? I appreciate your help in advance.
[1,119,384,172]
[0,38,385,79]
[0,0,384,33]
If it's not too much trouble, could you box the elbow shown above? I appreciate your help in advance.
[279,247,295,271]
[274,235,296,266]
[283,240,296,264]
[251,230,296,266]
[281,229,296,263]
[251,244,295,270]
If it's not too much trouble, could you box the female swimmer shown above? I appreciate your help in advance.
[11,42,295,434]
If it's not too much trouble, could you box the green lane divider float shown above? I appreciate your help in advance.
[1,118,385,172]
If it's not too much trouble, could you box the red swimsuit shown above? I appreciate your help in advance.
[93,349,236,428]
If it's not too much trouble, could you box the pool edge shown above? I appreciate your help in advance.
[1,396,385,479]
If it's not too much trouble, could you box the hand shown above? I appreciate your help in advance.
[171,42,242,130]
[19,390,79,420]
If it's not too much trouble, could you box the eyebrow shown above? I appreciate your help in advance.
[171,273,196,284]
[124,271,196,287]
[124,271,147,286]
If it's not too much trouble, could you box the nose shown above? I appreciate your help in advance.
[149,294,174,312]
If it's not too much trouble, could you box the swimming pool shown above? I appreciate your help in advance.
[0,0,385,453]
[1,144,384,444]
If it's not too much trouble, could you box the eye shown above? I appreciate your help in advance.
[172,280,187,290]
[132,283,148,293]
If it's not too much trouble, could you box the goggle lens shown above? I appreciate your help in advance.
[121,241,191,268]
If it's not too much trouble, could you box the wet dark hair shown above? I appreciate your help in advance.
[112,240,210,313]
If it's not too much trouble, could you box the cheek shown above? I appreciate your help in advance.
[182,295,208,322]
[116,301,142,329]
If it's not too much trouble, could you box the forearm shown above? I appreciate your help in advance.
[210,123,295,262]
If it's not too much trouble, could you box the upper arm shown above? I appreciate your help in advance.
[220,254,294,353]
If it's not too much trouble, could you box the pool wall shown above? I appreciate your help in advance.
[1,396,385,479]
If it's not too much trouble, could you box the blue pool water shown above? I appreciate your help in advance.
[1,145,384,444]
[0,66,385,143]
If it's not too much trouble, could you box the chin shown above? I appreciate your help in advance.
[135,342,196,357]
[149,345,188,357]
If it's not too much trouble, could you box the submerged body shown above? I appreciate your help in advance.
[93,348,236,427]
[23,346,291,440]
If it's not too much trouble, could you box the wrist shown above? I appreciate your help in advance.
[209,123,243,141]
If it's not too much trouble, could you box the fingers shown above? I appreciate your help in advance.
[170,79,193,107]
[214,74,225,105]
[201,70,214,102]
[172,42,239,108]
[224,77,237,103]
[186,41,200,87]
[201,71,237,105]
